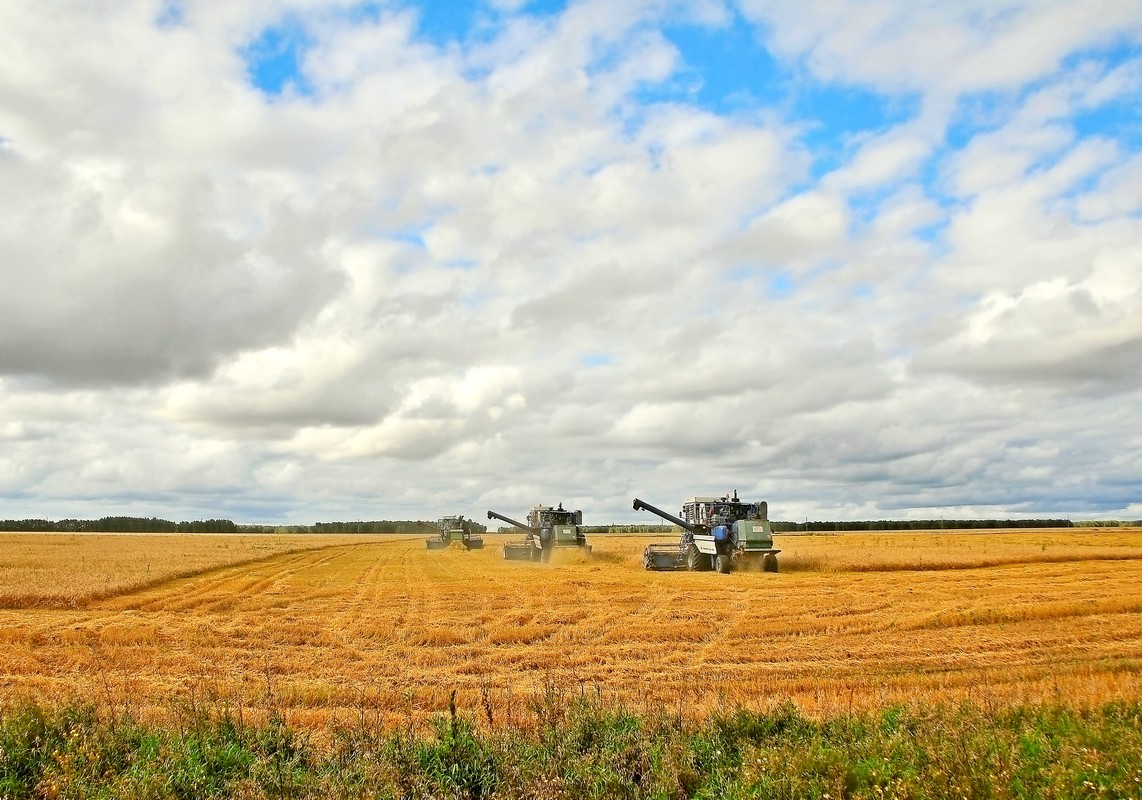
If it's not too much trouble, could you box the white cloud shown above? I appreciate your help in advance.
[1074,153,1142,220]
[0,0,1138,523]
[733,190,850,267]
[734,0,1142,96]
[826,134,931,191]
[918,251,1142,389]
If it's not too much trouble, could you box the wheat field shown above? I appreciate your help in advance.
[0,533,394,608]
[1,530,1141,729]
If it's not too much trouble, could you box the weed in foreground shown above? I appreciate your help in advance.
[2,697,1141,799]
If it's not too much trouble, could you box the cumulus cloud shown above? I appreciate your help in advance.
[735,0,1142,96]
[0,0,1139,523]
[916,267,1142,390]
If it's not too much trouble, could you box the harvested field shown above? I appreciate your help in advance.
[0,533,395,608]
[1,530,1141,729]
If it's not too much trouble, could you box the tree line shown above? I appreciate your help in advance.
[770,518,1076,532]
[0,517,485,534]
[583,525,676,534]
[0,517,239,533]
[6,516,1134,535]
[588,520,1084,533]
[312,520,488,535]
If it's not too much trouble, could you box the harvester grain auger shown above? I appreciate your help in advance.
[487,503,591,562]
[633,491,779,574]
[426,515,484,550]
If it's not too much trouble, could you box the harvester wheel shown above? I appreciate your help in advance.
[714,553,731,574]
[763,553,779,573]
[686,545,709,572]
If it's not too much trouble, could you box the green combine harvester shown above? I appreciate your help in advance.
[425,515,484,550]
[487,503,591,561]
[634,491,779,573]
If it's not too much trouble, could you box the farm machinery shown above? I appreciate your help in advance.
[425,515,484,550]
[633,491,779,574]
[487,503,591,561]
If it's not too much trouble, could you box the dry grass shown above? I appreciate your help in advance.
[2,529,1141,729]
[774,529,1142,572]
[0,532,396,608]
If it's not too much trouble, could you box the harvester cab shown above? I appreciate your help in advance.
[426,515,484,550]
[634,490,779,574]
[487,503,591,561]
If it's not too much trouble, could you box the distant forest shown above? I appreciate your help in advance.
[597,519,1088,533]
[0,518,476,534]
[0,517,242,533]
[1,516,1137,534]
[770,519,1078,531]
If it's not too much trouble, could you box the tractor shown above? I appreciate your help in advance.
[487,503,591,561]
[633,491,779,574]
[426,515,484,550]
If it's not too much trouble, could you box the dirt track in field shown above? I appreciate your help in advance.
[2,532,1141,728]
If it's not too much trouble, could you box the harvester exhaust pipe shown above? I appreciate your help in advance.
[632,498,697,532]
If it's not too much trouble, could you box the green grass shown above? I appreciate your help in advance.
[2,695,1140,799]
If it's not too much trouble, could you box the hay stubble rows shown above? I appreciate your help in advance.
[2,531,1141,728]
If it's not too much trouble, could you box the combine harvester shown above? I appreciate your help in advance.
[487,503,591,561]
[425,515,484,550]
[633,491,779,574]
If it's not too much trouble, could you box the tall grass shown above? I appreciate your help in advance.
[2,694,1140,799]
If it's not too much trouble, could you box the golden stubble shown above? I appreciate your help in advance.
[0,533,398,608]
[1,530,1141,729]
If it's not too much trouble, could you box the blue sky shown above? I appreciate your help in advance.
[245,18,315,96]
[241,2,1139,217]
[0,1,1140,523]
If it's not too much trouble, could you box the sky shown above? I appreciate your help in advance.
[0,0,1140,525]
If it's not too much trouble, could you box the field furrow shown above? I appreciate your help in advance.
[1,530,1140,727]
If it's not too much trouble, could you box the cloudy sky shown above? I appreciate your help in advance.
[1,0,1140,525]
